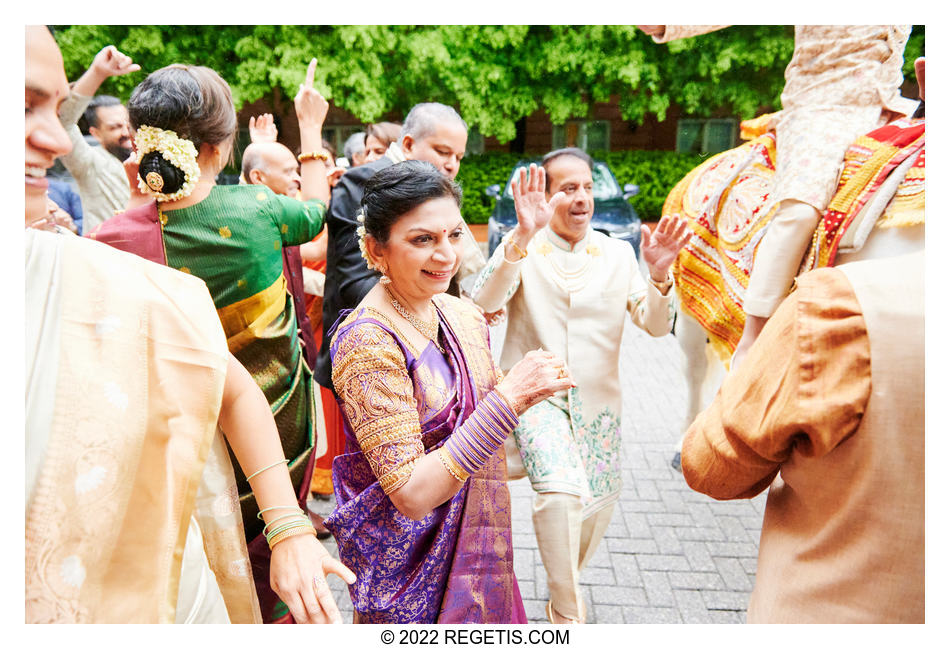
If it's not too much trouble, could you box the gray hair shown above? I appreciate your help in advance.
[343,132,365,164]
[400,102,467,141]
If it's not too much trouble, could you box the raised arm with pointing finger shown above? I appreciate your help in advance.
[58,45,141,232]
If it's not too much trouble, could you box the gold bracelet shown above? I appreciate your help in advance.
[268,525,317,549]
[298,150,330,164]
[649,273,673,293]
[505,236,528,259]
[437,447,469,482]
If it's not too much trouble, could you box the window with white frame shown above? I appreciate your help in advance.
[676,118,737,155]
[552,120,610,152]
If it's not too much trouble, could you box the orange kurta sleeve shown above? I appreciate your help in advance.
[681,267,871,500]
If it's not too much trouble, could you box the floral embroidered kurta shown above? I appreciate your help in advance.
[472,227,674,515]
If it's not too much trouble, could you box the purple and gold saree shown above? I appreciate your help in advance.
[325,294,526,624]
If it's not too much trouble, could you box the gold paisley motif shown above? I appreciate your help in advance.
[219,226,232,239]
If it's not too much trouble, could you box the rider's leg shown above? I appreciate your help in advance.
[734,200,821,368]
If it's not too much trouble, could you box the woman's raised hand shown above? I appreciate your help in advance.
[269,533,356,624]
[496,349,574,415]
[294,58,329,129]
[512,164,568,236]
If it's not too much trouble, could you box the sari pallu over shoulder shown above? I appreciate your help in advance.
[324,295,524,623]
[88,192,324,623]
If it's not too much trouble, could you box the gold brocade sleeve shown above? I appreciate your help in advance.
[331,320,425,494]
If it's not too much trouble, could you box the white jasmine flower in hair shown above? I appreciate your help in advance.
[133,126,201,202]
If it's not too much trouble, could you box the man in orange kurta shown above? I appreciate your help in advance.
[681,252,924,623]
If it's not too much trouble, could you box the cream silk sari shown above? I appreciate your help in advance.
[25,230,260,623]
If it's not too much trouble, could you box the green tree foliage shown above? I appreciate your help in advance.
[51,25,924,143]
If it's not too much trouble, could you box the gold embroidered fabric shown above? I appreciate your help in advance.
[331,320,426,494]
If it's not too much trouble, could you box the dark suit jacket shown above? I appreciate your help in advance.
[314,156,394,389]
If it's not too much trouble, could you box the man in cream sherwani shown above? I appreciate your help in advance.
[471,149,690,624]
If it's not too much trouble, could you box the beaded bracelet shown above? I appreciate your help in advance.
[298,150,331,164]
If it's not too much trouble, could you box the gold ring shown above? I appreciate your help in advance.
[557,367,567,379]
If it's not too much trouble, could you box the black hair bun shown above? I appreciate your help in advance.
[138,150,186,195]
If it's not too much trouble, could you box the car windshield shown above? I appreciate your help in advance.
[504,161,620,200]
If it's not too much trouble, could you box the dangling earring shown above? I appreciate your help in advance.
[379,266,391,284]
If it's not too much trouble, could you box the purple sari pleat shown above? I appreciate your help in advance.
[324,300,525,624]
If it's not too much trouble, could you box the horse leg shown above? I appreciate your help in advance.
[672,305,710,471]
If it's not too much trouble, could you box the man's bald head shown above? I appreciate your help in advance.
[242,142,301,197]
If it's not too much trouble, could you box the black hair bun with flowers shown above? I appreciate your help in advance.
[138,151,186,196]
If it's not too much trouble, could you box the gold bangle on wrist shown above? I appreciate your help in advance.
[505,235,528,259]
[298,150,330,164]
[650,273,673,293]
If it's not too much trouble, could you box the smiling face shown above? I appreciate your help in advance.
[256,143,301,197]
[90,104,132,159]
[545,154,594,245]
[401,121,467,180]
[367,196,464,303]
[25,26,72,226]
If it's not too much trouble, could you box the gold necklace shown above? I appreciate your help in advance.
[384,285,444,352]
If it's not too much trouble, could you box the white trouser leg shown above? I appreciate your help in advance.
[744,200,821,318]
[532,492,584,621]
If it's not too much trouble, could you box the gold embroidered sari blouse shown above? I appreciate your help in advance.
[330,308,456,494]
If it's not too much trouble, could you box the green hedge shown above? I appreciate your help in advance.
[455,149,708,224]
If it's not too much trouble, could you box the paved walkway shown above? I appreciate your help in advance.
[313,292,767,624]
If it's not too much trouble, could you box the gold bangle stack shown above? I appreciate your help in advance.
[437,447,469,482]
[268,525,317,549]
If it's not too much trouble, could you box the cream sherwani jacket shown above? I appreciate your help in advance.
[472,227,674,513]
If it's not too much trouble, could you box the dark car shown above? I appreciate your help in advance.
[484,159,642,258]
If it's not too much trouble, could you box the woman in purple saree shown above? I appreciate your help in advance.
[323,161,572,623]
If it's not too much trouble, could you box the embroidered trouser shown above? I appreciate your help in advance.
[532,493,614,621]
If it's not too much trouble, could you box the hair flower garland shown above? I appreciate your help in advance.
[134,126,201,202]
[356,209,376,270]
